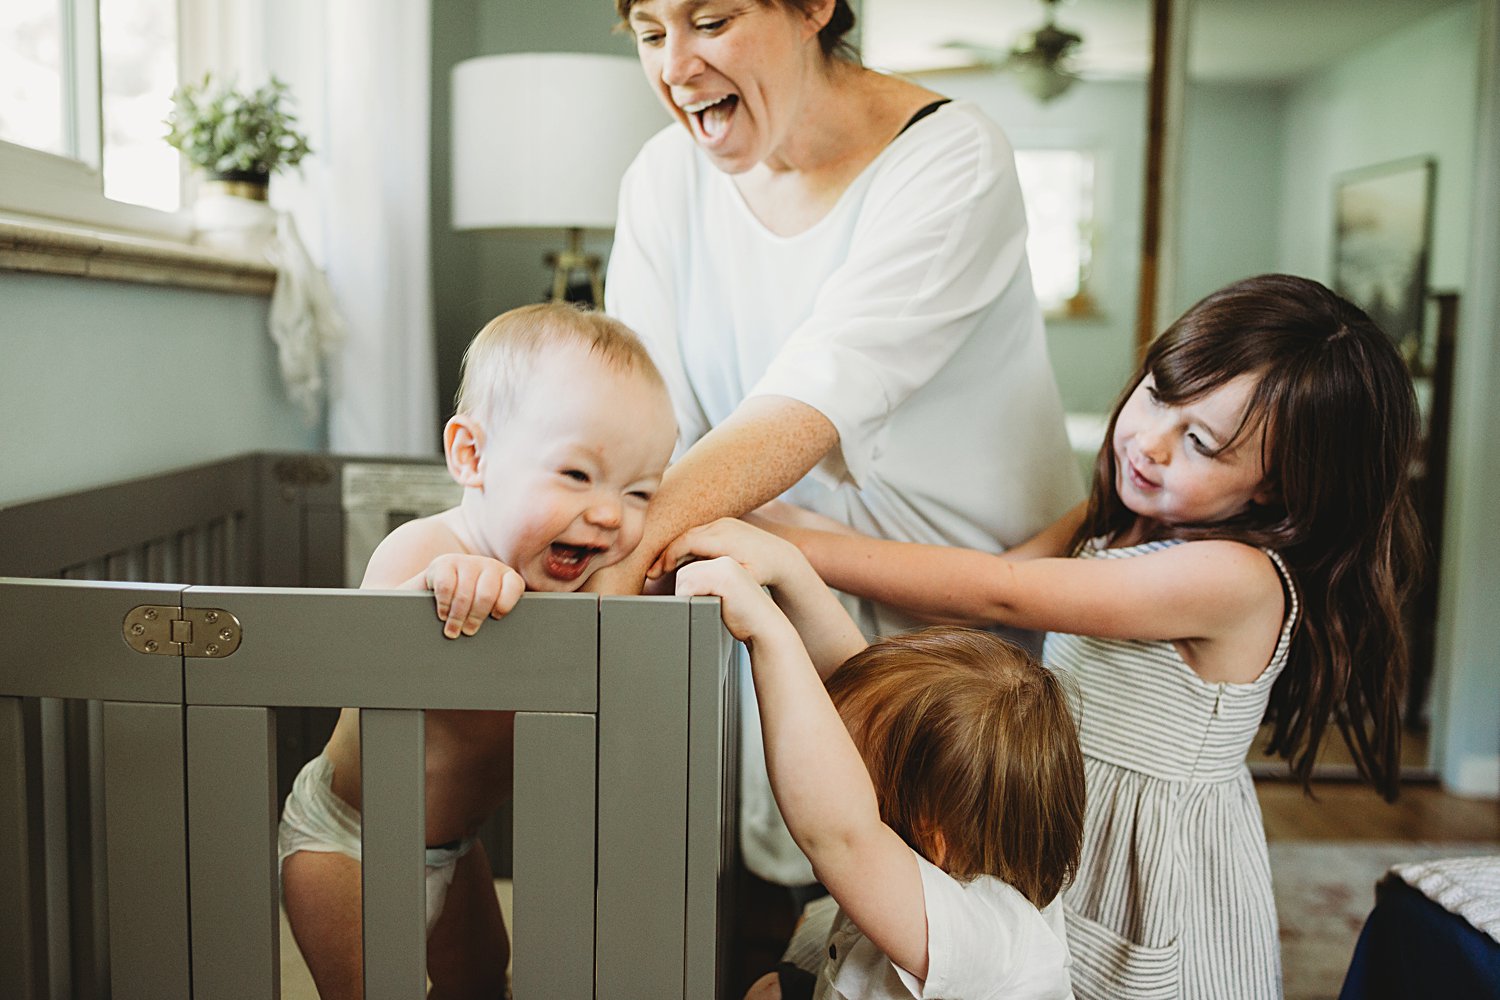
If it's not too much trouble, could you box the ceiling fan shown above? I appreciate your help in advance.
[944,0,1084,102]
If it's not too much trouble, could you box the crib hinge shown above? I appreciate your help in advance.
[122,605,242,658]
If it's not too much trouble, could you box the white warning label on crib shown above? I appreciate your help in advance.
[342,463,463,587]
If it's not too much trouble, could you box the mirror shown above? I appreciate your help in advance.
[1173,0,1483,778]
[863,0,1490,778]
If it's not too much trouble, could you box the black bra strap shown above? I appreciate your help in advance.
[897,98,953,136]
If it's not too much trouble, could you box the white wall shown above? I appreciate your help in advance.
[0,271,321,506]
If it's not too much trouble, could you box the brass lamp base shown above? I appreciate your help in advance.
[545,227,604,305]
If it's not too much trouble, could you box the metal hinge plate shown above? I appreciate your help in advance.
[123,606,242,658]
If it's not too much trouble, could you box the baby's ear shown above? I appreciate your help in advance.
[444,414,485,488]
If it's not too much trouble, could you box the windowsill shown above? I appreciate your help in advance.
[0,214,276,296]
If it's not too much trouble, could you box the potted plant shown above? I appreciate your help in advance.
[165,75,313,252]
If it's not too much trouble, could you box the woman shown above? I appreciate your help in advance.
[599,0,1079,931]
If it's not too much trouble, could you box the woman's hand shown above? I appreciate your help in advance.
[422,553,525,639]
[651,517,805,588]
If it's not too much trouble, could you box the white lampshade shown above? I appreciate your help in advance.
[451,53,668,231]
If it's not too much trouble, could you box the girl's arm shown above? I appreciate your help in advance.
[775,521,1283,665]
[676,557,931,980]
[656,518,866,677]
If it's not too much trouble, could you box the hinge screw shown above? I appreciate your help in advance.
[130,624,145,636]
[219,628,234,640]
[205,611,220,623]
[144,640,159,652]
[205,644,220,656]
[143,609,158,621]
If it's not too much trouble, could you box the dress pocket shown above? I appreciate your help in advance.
[1064,905,1181,1000]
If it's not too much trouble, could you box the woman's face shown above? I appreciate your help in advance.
[625,0,828,174]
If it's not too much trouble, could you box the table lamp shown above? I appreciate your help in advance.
[451,52,667,304]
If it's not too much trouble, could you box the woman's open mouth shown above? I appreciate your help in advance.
[545,542,607,583]
[683,94,738,143]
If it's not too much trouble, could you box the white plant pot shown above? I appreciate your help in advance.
[193,178,276,256]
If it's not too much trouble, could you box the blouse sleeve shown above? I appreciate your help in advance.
[605,132,713,455]
[748,110,1036,488]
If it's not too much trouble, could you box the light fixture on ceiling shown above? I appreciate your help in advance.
[943,0,1083,103]
[1006,0,1083,102]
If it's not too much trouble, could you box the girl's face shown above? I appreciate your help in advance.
[625,0,825,174]
[1111,372,1274,529]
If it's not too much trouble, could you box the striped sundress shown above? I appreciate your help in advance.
[1042,538,1299,1000]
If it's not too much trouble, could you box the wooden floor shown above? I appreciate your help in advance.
[1256,776,1500,842]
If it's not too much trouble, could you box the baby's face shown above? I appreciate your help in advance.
[467,347,677,591]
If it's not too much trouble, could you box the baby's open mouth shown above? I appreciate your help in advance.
[684,94,737,141]
[545,542,607,582]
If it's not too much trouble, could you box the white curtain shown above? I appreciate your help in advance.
[264,0,439,457]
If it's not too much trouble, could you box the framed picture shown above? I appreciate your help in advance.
[1332,157,1435,362]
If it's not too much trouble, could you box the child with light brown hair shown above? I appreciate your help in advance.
[278,302,678,1000]
[669,518,1084,1000]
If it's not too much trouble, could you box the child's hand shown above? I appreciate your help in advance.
[676,556,794,646]
[651,517,804,588]
[424,554,525,639]
[749,499,862,537]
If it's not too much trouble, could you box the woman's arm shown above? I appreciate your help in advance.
[675,558,931,980]
[587,395,839,595]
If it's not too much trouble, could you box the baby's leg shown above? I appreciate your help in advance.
[282,849,366,1000]
[426,840,510,1000]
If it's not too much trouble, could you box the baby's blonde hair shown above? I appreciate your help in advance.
[454,303,666,424]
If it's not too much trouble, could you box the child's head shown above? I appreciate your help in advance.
[826,627,1084,909]
[1086,273,1419,555]
[445,303,678,591]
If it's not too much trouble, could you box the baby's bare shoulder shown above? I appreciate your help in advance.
[359,508,467,588]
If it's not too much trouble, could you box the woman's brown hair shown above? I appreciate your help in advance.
[826,627,1085,909]
[613,0,860,62]
[1074,273,1421,801]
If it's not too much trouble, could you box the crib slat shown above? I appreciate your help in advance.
[597,597,691,998]
[0,696,47,1000]
[685,598,738,1000]
[187,706,280,1000]
[101,701,190,1000]
[359,708,427,1000]
[512,711,597,1000]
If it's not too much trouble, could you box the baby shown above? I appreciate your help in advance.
[279,302,678,1000]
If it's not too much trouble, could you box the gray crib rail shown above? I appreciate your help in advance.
[1,582,737,999]
[0,452,740,1000]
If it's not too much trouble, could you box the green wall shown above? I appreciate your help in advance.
[429,0,634,429]
[0,271,321,507]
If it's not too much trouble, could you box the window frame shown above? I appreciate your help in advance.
[1013,144,1101,320]
[0,0,238,242]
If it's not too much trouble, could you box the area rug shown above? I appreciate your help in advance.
[1271,840,1499,1000]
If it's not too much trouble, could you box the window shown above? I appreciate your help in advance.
[1,0,186,235]
[1014,148,1097,316]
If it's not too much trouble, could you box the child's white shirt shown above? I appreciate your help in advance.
[814,853,1074,1000]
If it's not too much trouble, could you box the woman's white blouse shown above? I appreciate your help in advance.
[607,101,1080,638]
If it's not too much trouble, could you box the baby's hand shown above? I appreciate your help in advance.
[424,554,525,639]
[651,517,803,588]
[675,556,792,645]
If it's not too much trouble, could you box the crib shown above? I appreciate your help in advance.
[0,452,740,1000]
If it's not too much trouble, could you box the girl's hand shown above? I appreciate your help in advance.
[749,499,860,536]
[675,556,794,646]
[423,554,525,639]
[650,517,804,588]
